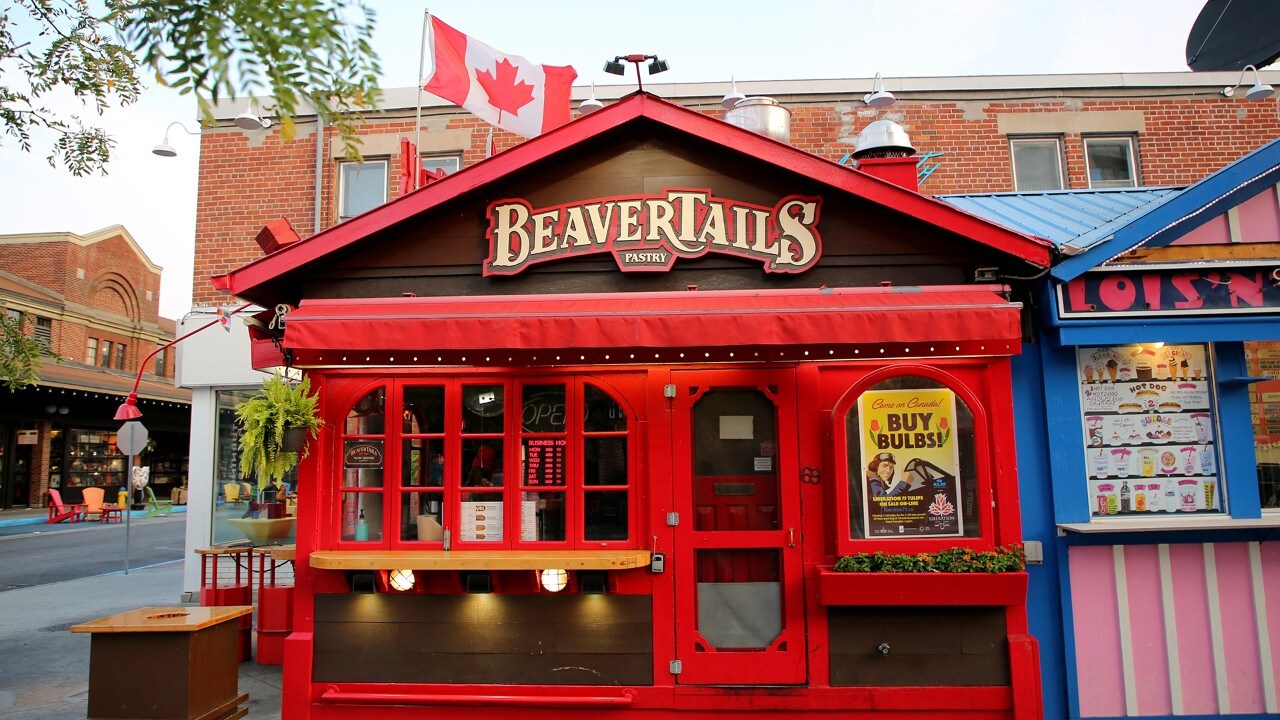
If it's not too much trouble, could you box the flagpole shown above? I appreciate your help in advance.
[414,8,431,190]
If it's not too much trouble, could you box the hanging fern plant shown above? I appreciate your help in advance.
[235,373,323,486]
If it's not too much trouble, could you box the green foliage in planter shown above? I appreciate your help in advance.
[235,373,323,485]
[834,545,1025,573]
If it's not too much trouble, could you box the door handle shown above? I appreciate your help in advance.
[788,528,795,548]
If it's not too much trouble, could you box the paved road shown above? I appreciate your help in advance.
[0,515,186,591]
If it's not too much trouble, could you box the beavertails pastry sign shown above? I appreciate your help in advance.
[483,189,823,275]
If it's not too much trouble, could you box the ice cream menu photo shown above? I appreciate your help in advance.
[1078,344,1221,518]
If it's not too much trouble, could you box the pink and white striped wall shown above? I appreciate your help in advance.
[1070,541,1280,717]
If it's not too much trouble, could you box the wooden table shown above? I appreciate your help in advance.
[71,606,252,720]
[99,504,123,524]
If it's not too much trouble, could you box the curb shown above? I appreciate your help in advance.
[0,505,188,528]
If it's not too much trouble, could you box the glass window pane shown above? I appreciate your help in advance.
[460,495,503,542]
[521,491,566,541]
[463,385,505,434]
[345,388,385,435]
[585,385,628,432]
[1244,342,1280,508]
[99,341,113,367]
[691,389,779,532]
[340,161,387,218]
[1086,137,1136,189]
[403,438,444,487]
[695,549,781,650]
[1012,139,1063,191]
[403,386,445,434]
[846,376,976,539]
[401,492,444,542]
[420,155,461,176]
[522,384,566,432]
[462,439,504,487]
[584,490,628,540]
[584,437,627,486]
[341,492,381,542]
[85,338,98,365]
[343,467,383,488]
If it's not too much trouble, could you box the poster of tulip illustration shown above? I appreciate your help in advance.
[858,388,964,537]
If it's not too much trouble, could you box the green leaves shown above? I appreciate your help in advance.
[1,0,382,175]
[234,372,323,486]
[833,545,1026,573]
[0,307,58,392]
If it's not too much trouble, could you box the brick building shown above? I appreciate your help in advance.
[0,226,190,510]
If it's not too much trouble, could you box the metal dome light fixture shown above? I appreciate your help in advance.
[578,83,604,114]
[152,121,201,157]
[1222,65,1275,101]
[721,77,746,109]
[862,72,897,108]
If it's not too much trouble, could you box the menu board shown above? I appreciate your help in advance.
[460,500,503,542]
[523,438,567,486]
[1078,344,1221,517]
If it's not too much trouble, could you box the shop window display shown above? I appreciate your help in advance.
[1245,340,1280,509]
[843,375,979,541]
[337,376,634,548]
[1077,344,1222,517]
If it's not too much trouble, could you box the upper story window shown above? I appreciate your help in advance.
[421,153,461,177]
[85,338,99,365]
[99,340,114,368]
[1010,136,1065,191]
[33,317,52,347]
[154,346,167,376]
[115,343,127,370]
[338,159,388,221]
[337,376,636,550]
[5,308,21,324]
[1084,136,1138,189]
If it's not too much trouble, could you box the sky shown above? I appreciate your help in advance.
[0,0,1221,320]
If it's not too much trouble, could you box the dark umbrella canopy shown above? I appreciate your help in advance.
[1186,0,1280,71]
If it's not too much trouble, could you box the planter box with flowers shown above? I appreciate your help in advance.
[818,546,1028,606]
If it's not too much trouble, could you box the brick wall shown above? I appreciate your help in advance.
[191,86,1280,306]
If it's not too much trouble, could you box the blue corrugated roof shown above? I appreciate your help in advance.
[940,187,1183,253]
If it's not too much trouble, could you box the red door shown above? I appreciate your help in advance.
[670,369,806,685]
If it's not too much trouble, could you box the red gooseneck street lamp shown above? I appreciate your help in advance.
[113,303,253,420]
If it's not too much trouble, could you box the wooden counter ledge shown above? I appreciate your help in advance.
[308,549,651,571]
[70,605,253,633]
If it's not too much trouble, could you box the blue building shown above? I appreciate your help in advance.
[946,137,1280,719]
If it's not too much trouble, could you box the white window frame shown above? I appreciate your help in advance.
[338,159,389,221]
[1009,136,1065,192]
[1083,135,1139,189]
[420,153,462,178]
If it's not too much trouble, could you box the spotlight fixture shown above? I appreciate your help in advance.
[721,77,745,109]
[350,570,377,594]
[1222,65,1275,101]
[464,571,493,594]
[540,568,568,592]
[862,72,897,108]
[603,54,671,92]
[389,568,416,592]
[579,571,608,595]
[578,83,604,115]
[151,121,201,157]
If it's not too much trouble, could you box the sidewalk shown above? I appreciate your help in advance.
[0,557,281,719]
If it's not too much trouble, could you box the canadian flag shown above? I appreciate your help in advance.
[423,16,576,138]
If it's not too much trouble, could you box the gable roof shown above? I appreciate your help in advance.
[0,225,162,274]
[943,136,1280,282]
[213,93,1053,305]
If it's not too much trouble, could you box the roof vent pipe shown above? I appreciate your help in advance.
[724,97,791,144]
[853,120,919,192]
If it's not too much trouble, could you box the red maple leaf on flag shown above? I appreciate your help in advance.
[476,59,534,117]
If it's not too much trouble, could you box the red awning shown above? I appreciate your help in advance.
[275,286,1022,368]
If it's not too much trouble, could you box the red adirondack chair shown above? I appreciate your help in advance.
[46,488,87,524]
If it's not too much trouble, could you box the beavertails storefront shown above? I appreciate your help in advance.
[214,93,1054,720]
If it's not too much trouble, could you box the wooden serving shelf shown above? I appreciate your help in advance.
[308,549,651,571]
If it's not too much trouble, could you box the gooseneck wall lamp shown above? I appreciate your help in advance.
[603,54,670,92]
[863,72,897,108]
[1222,65,1276,101]
[152,121,202,157]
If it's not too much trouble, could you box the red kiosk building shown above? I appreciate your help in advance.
[214,94,1053,719]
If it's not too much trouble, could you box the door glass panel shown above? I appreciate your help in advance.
[521,491,566,541]
[695,548,782,649]
[462,385,504,434]
[401,492,443,541]
[345,388,385,435]
[521,384,566,432]
[691,389,779,531]
[403,386,445,434]
[341,492,382,542]
[403,439,444,488]
[584,491,628,540]
[585,385,628,431]
[584,437,627,486]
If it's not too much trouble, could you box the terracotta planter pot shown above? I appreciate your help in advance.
[816,569,1028,606]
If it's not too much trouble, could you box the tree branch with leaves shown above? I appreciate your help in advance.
[1,0,382,176]
[0,307,57,391]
